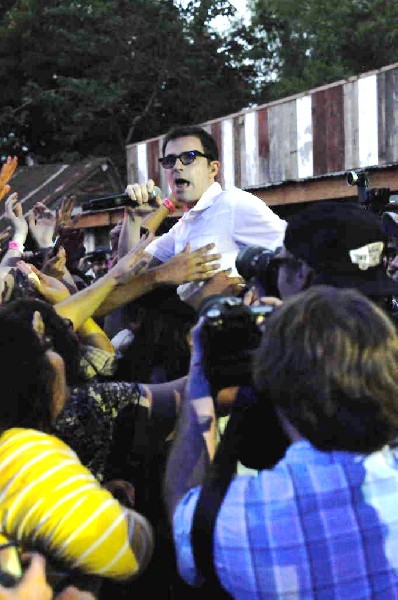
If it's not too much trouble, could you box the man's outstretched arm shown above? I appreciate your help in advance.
[164,318,217,522]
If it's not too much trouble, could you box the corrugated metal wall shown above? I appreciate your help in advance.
[126,63,398,201]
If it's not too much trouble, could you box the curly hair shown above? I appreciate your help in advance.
[0,313,54,432]
[116,286,196,383]
[1,298,81,386]
[253,285,398,452]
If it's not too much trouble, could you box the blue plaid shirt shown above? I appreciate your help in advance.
[173,440,398,598]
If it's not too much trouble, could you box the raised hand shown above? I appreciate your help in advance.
[155,243,221,286]
[5,193,28,245]
[20,262,71,304]
[184,268,245,310]
[41,245,67,280]
[27,202,56,249]
[125,179,162,213]
[56,196,77,231]
[107,232,155,283]
[0,156,18,202]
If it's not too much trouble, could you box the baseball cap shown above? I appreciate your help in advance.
[382,211,398,239]
[284,200,398,296]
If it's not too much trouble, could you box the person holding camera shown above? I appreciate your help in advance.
[165,285,398,598]
[125,125,287,301]
[274,200,398,306]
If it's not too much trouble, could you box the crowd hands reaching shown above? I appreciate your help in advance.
[1,123,398,600]
[0,150,251,599]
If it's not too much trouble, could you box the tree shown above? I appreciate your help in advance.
[0,0,254,173]
[249,0,398,101]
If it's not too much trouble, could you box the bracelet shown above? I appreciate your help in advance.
[163,198,176,213]
[8,240,24,253]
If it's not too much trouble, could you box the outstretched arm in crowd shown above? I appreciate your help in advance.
[95,242,221,318]
[26,264,115,355]
[164,318,217,522]
[53,234,155,329]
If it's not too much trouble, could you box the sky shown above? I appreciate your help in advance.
[211,0,250,32]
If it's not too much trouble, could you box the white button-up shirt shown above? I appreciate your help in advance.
[146,182,287,298]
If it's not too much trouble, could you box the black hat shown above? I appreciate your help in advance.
[382,211,398,239]
[284,201,398,296]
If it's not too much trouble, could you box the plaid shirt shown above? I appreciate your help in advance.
[79,344,117,380]
[173,440,398,599]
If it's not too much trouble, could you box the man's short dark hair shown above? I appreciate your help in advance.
[253,285,398,452]
[162,125,219,161]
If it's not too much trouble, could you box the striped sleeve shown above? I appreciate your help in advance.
[0,428,146,580]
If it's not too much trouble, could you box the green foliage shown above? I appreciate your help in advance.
[250,0,398,101]
[0,0,254,172]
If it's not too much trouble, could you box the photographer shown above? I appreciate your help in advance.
[261,200,398,308]
[165,286,398,598]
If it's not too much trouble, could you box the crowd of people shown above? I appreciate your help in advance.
[0,125,398,599]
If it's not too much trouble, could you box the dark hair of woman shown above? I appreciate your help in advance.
[0,312,54,432]
[116,287,197,383]
[1,298,82,386]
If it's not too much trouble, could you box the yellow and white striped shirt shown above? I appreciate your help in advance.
[0,428,141,580]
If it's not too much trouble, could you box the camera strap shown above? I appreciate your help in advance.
[191,387,257,598]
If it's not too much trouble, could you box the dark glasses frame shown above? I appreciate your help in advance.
[158,150,213,169]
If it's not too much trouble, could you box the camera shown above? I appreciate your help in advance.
[346,169,390,213]
[235,245,281,296]
[199,295,274,394]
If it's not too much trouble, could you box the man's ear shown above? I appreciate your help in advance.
[209,161,220,178]
[299,263,314,290]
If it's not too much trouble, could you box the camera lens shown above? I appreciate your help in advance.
[346,171,358,186]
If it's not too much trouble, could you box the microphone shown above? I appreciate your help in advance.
[81,188,161,212]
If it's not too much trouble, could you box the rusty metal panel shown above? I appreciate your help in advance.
[312,86,345,176]
[296,95,313,179]
[257,106,270,184]
[221,118,235,189]
[158,137,169,196]
[378,66,398,164]
[268,100,298,182]
[358,75,379,167]
[243,111,259,187]
[126,144,138,184]
[233,114,244,188]
[343,80,359,169]
[147,139,160,186]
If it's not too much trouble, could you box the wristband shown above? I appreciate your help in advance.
[8,240,24,253]
[163,198,176,213]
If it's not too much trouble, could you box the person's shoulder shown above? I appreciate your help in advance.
[220,186,266,207]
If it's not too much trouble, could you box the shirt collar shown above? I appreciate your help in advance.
[284,439,368,465]
[185,182,222,214]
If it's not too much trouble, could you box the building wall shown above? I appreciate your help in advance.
[126,63,398,203]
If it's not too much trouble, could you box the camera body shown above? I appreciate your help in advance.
[235,245,280,296]
[199,295,273,394]
[346,169,391,213]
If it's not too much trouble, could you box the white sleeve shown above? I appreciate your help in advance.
[233,192,287,251]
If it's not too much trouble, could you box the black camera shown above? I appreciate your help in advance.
[199,295,274,395]
[235,245,281,296]
[346,169,390,214]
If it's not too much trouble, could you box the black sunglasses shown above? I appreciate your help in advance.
[159,150,213,169]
